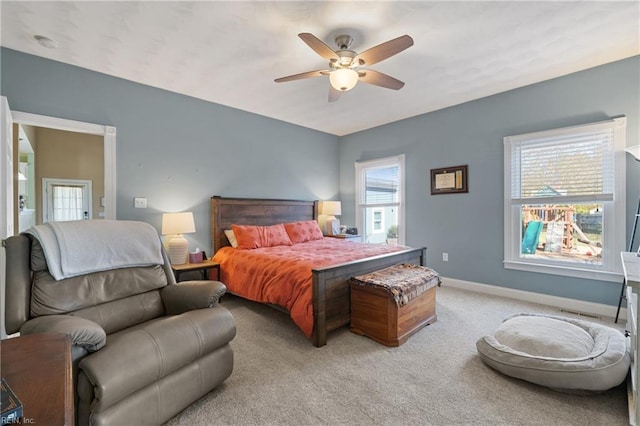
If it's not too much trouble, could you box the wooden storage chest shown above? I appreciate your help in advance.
[350,264,439,347]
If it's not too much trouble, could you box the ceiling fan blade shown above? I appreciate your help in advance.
[359,70,405,90]
[298,33,339,62]
[354,35,414,66]
[328,86,341,103]
[274,70,329,83]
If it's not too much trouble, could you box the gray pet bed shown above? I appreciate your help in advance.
[476,313,630,393]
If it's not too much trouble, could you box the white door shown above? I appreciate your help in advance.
[1,96,15,338]
[43,178,92,222]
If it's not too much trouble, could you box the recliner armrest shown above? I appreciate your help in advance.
[161,280,227,315]
[20,315,106,352]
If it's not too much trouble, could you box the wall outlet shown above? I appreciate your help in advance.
[134,197,147,208]
[442,252,448,262]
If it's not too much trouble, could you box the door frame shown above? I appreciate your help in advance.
[0,97,13,338]
[1,97,13,238]
[11,110,117,219]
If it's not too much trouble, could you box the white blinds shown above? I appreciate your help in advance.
[510,128,615,204]
[364,166,399,205]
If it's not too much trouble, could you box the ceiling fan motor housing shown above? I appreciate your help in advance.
[333,35,356,68]
[332,50,355,68]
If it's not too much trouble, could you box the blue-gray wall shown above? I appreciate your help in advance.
[340,55,640,306]
[1,48,340,253]
[2,47,638,307]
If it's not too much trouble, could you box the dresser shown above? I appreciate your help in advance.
[623,252,640,425]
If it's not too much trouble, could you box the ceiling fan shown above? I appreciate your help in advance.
[274,33,414,102]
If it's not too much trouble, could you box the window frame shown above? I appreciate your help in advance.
[503,117,626,282]
[355,154,405,245]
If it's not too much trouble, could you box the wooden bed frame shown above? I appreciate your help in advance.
[210,196,426,347]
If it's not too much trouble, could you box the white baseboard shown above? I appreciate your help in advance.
[443,276,627,322]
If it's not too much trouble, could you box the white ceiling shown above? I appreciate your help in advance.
[1,1,639,136]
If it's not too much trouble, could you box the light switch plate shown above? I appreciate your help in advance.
[134,197,147,208]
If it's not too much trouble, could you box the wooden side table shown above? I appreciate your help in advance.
[171,258,221,282]
[1,332,74,426]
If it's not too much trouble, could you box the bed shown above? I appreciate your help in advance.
[210,196,426,347]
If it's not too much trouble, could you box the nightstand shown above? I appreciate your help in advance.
[326,234,362,241]
[1,333,74,425]
[171,258,220,282]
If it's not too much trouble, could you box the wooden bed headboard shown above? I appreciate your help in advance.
[210,196,319,253]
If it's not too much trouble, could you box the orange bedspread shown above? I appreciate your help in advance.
[213,238,407,337]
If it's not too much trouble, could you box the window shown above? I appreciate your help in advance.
[504,117,626,281]
[372,209,384,233]
[355,155,405,245]
[52,185,84,221]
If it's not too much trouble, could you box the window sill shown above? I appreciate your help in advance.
[503,260,622,282]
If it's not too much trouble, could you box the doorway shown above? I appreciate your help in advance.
[18,125,105,228]
[11,110,116,223]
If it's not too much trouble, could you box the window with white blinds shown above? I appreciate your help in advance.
[510,129,615,204]
[504,117,626,281]
[364,165,399,205]
[355,155,405,245]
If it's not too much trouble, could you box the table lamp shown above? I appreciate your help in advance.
[320,200,342,235]
[161,212,196,265]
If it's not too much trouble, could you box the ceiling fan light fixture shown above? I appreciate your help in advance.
[329,68,358,92]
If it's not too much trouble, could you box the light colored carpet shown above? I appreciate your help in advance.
[165,285,628,426]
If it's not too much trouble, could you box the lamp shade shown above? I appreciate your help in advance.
[329,69,358,92]
[161,212,195,235]
[320,201,342,216]
[625,145,640,161]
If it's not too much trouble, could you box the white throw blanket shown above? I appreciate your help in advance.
[26,220,164,280]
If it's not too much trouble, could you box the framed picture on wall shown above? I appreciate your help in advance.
[430,165,468,195]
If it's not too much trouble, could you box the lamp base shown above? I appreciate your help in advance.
[168,235,188,265]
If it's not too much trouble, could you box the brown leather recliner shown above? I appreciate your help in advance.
[4,223,235,426]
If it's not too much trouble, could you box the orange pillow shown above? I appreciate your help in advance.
[231,224,292,249]
[284,220,324,244]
